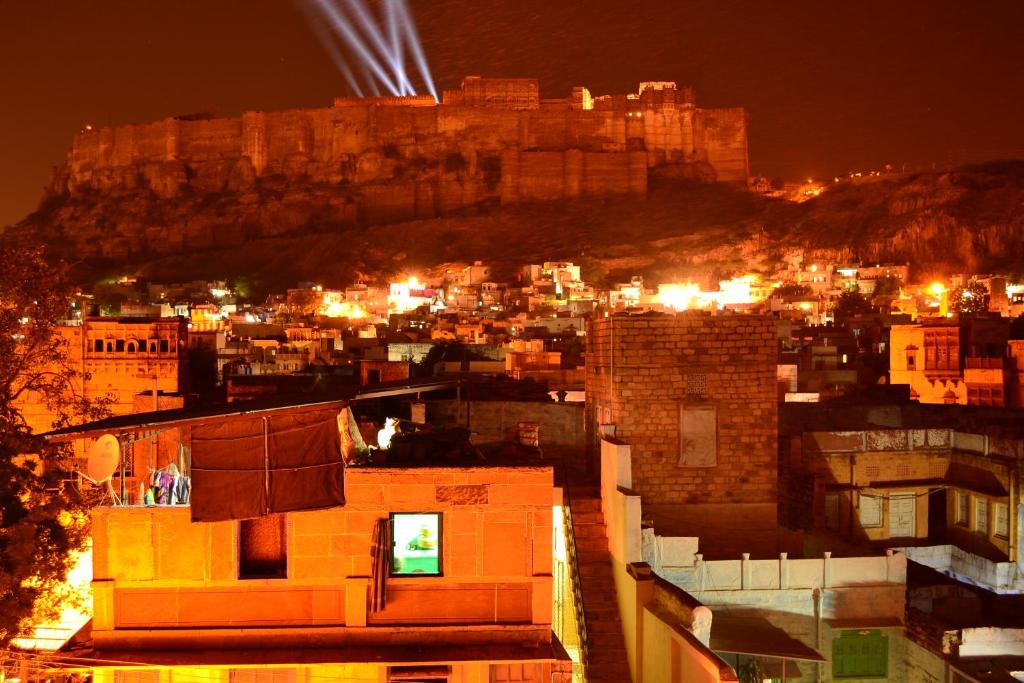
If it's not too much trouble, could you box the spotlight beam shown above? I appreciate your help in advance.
[306,13,364,97]
[385,0,405,88]
[311,0,401,96]
[344,0,417,96]
[393,0,437,101]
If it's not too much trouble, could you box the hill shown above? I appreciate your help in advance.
[7,161,1024,293]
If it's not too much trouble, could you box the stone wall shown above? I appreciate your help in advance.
[427,399,584,447]
[586,313,778,512]
[41,84,749,261]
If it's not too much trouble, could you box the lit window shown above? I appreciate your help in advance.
[974,498,989,536]
[955,492,969,526]
[994,503,1009,539]
[391,513,442,576]
[858,494,882,528]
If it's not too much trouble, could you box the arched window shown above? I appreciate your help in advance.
[126,340,137,353]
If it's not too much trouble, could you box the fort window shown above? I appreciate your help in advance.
[126,340,137,353]
[955,491,969,526]
[93,339,103,353]
[159,339,169,353]
[858,494,882,528]
[149,340,157,352]
[239,513,288,580]
[391,513,442,576]
[229,669,296,683]
[115,339,125,353]
[974,497,989,536]
[994,503,1009,538]
[677,403,717,467]
[106,341,113,352]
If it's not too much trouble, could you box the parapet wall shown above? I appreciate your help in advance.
[587,314,778,509]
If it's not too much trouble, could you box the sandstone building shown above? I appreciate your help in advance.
[585,312,778,556]
[45,78,748,260]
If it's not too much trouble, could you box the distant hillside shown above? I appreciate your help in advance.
[7,161,1024,293]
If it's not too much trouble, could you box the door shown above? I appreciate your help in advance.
[889,493,916,538]
[928,489,947,543]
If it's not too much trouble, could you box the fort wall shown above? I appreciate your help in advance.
[46,80,749,259]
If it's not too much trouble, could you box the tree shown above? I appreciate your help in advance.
[950,282,990,316]
[833,286,873,319]
[0,241,108,648]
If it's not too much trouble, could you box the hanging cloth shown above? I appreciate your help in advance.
[369,517,390,613]
[190,408,344,522]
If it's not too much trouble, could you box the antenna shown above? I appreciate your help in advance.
[84,434,121,484]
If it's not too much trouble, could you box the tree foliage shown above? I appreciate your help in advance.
[833,286,873,319]
[950,281,990,315]
[0,242,108,648]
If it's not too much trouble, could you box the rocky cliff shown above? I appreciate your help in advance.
[9,154,1024,292]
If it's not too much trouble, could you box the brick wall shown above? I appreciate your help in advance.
[586,313,778,507]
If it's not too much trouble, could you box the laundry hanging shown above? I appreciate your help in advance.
[189,408,345,522]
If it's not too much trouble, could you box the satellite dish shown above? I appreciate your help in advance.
[85,434,121,484]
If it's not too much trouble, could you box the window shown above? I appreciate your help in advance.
[149,340,158,352]
[388,665,450,683]
[159,339,169,353]
[832,629,888,679]
[239,514,288,579]
[974,498,989,536]
[955,492,969,526]
[994,503,1009,539]
[825,494,840,531]
[391,513,441,576]
[115,339,125,352]
[678,403,717,467]
[114,672,160,683]
[93,339,103,353]
[859,494,882,528]
[685,373,708,397]
[229,670,296,683]
[126,340,137,353]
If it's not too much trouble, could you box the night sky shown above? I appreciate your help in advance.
[2,0,1023,227]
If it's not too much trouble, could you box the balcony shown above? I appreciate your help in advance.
[965,356,1004,370]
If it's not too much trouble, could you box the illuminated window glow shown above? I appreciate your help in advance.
[391,513,441,576]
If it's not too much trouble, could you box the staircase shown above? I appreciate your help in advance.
[566,486,632,682]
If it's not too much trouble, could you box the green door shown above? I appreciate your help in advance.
[832,629,888,678]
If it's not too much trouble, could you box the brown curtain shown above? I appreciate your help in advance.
[190,416,267,521]
[268,410,345,514]
[369,517,390,613]
[190,408,345,522]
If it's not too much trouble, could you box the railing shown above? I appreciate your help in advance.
[562,486,589,682]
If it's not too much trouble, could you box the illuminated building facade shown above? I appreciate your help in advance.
[46,396,572,682]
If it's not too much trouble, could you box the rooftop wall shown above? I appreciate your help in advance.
[91,465,555,643]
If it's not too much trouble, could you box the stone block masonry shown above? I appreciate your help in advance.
[586,313,778,510]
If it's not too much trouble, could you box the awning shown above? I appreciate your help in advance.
[40,378,458,443]
[711,612,826,663]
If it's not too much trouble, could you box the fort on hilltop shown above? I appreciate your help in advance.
[41,78,748,261]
